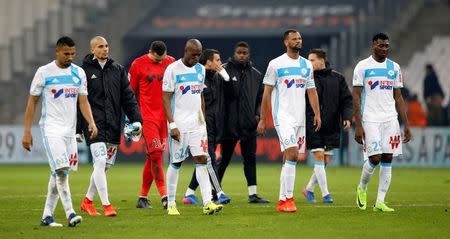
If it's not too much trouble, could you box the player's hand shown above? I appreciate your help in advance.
[343,120,351,130]
[403,127,411,143]
[213,64,223,73]
[257,119,266,135]
[313,115,321,132]
[76,133,84,143]
[354,125,365,144]
[22,131,33,151]
[170,128,180,142]
[88,122,98,139]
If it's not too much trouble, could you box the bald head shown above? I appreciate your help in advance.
[90,36,109,61]
[183,39,202,67]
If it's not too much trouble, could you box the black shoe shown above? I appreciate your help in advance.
[161,196,168,209]
[248,194,270,203]
[136,197,152,208]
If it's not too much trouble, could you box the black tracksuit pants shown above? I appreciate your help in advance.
[217,136,257,186]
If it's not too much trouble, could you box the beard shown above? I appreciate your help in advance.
[290,46,301,52]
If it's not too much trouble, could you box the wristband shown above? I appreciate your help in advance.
[169,122,177,130]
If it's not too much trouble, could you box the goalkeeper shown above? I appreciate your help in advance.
[76,36,142,217]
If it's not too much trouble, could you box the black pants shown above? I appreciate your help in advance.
[217,136,257,186]
[188,140,221,191]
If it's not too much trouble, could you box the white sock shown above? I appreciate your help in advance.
[185,187,195,196]
[166,164,180,206]
[284,161,297,199]
[42,174,59,218]
[216,190,224,198]
[376,163,392,204]
[55,174,75,218]
[196,164,212,205]
[314,163,329,197]
[279,164,286,201]
[359,160,377,190]
[305,171,317,192]
[86,173,96,201]
[93,158,110,205]
[248,185,257,196]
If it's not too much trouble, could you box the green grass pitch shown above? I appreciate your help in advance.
[0,163,449,239]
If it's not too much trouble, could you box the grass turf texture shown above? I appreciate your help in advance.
[0,164,449,239]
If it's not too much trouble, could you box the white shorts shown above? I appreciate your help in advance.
[275,125,306,153]
[41,135,77,173]
[363,119,402,157]
[310,148,334,156]
[90,142,118,169]
[169,128,208,163]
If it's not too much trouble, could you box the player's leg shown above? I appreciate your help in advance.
[207,142,230,204]
[101,144,118,216]
[190,129,223,215]
[166,134,186,215]
[304,149,323,203]
[374,119,401,212]
[152,120,168,206]
[311,149,332,203]
[241,136,269,203]
[217,138,238,183]
[40,173,62,227]
[183,169,201,205]
[321,152,333,203]
[137,121,157,208]
[44,136,82,226]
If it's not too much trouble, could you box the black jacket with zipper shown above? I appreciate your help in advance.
[222,58,263,140]
[77,54,142,145]
[204,69,226,144]
[305,66,353,149]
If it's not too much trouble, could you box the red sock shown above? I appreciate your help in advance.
[150,152,167,197]
[139,155,154,197]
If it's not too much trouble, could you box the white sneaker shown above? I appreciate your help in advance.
[40,216,63,227]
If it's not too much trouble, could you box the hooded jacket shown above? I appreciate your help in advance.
[222,58,263,140]
[77,54,142,145]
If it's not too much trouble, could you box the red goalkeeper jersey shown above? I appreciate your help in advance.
[129,54,175,121]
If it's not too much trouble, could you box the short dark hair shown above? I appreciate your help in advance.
[284,29,299,40]
[234,41,250,51]
[372,33,389,42]
[150,41,167,56]
[199,49,219,65]
[309,49,327,60]
[56,36,75,48]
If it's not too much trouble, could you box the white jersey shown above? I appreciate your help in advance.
[162,59,206,132]
[353,56,403,122]
[30,61,88,137]
[263,53,315,127]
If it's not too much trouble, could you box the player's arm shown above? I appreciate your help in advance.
[22,95,40,151]
[163,91,180,141]
[78,95,98,139]
[257,85,273,135]
[352,86,364,144]
[339,75,353,129]
[307,88,321,131]
[394,88,411,143]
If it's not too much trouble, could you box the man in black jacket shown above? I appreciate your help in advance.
[77,36,142,217]
[218,41,269,203]
[182,49,231,205]
[303,49,353,203]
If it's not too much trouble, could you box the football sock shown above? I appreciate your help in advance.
[140,154,154,197]
[376,163,392,204]
[196,164,212,205]
[166,164,180,206]
[279,164,286,201]
[248,185,257,196]
[85,173,96,201]
[359,160,378,190]
[305,171,317,192]
[55,174,75,218]
[42,174,59,218]
[314,162,330,197]
[284,161,297,199]
[185,187,195,196]
[151,152,166,197]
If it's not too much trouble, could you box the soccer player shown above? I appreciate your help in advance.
[257,29,321,213]
[353,33,411,212]
[162,39,223,215]
[218,41,269,204]
[77,36,142,217]
[182,49,231,205]
[129,41,175,209]
[302,49,353,203]
[22,36,97,227]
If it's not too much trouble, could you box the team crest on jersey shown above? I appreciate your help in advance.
[301,68,307,75]
[197,73,203,81]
